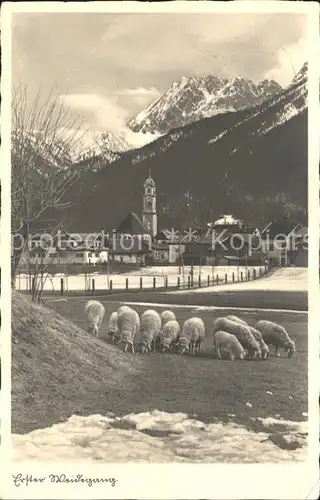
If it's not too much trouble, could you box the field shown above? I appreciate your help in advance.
[46,296,308,427]
[12,287,308,462]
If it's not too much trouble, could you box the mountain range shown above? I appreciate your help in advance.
[128,74,282,135]
[76,72,283,165]
[40,63,308,232]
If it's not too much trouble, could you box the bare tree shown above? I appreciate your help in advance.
[11,83,86,289]
[30,252,54,305]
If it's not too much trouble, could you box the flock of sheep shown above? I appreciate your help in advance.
[84,300,296,360]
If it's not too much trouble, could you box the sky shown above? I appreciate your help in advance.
[12,12,308,146]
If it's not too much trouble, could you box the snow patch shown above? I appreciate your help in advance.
[13,410,307,463]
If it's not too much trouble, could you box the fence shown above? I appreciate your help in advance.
[17,265,270,297]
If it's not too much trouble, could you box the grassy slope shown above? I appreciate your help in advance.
[11,292,144,434]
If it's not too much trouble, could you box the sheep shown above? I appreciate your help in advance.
[107,305,132,343]
[84,300,105,337]
[138,309,162,354]
[115,307,140,353]
[107,311,118,341]
[177,317,206,355]
[225,315,269,360]
[117,305,132,316]
[247,326,270,360]
[160,310,176,326]
[255,320,295,358]
[214,330,246,361]
[226,315,248,326]
[159,320,181,353]
[213,317,261,360]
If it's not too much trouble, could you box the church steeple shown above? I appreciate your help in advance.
[142,172,157,237]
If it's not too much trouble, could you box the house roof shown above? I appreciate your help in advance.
[260,220,302,238]
[295,226,308,237]
[116,212,150,236]
[213,214,243,226]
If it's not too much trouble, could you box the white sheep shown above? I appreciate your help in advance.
[138,309,162,354]
[214,330,246,361]
[226,315,248,326]
[117,305,132,316]
[213,317,261,360]
[159,320,181,352]
[107,311,118,341]
[160,310,176,327]
[225,315,269,360]
[115,307,140,353]
[177,317,206,355]
[84,300,105,337]
[255,320,295,358]
[107,305,132,343]
[247,326,270,360]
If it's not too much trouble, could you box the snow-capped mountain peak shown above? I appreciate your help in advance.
[128,74,283,134]
[292,62,308,85]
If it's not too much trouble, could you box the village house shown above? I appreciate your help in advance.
[287,226,308,267]
[110,206,154,264]
[108,236,152,265]
[24,231,108,266]
[183,214,261,266]
[260,219,303,267]
[153,229,186,265]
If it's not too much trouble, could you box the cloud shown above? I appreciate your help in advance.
[98,13,307,82]
[264,37,308,86]
[116,87,160,97]
[60,87,162,133]
[13,12,308,97]
[114,86,161,109]
[60,93,129,131]
[59,93,161,150]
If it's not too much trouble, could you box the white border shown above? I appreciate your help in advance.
[1,2,319,499]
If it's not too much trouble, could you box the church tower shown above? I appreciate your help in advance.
[142,171,157,238]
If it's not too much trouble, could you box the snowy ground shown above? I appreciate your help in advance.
[12,410,307,463]
[15,265,264,292]
[170,268,308,294]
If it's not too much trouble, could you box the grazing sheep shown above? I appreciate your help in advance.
[226,315,248,326]
[159,320,181,352]
[115,307,140,353]
[117,305,132,316]
[177,317,206,355]
[255,320,295,358]
[213,317,261,360]
[247,326,270,360]
[226,316,269,360]
[107,311,118,341]
[214,330,245,361]
[160,310,176,326]
[138,309,162,354]
[84,300,105,337]
[107,306,132,343]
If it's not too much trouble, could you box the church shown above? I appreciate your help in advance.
[109,172,162,264]
[109,172,188,265]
